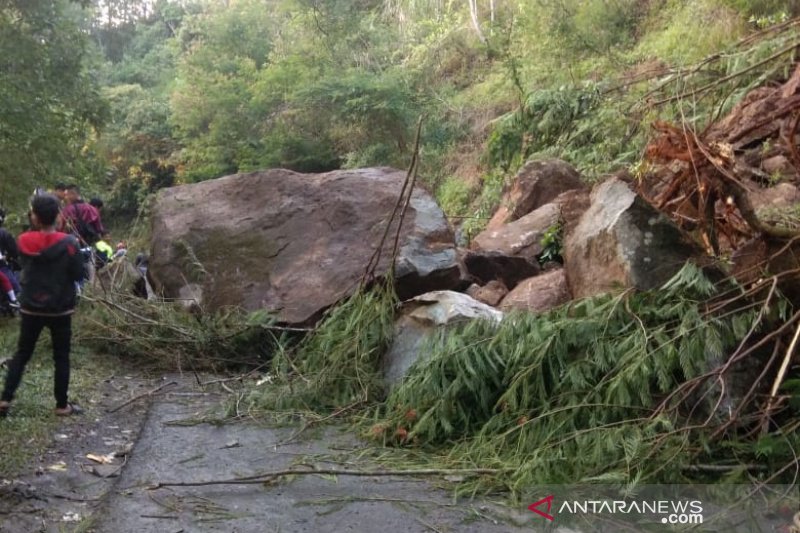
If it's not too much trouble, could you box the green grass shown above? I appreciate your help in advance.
[0,318,119,478]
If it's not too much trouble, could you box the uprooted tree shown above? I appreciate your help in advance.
[640,59,800,254]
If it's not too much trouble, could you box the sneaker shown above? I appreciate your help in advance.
[54,403,83,416]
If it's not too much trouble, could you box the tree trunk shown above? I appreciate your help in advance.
[467,0,487,43]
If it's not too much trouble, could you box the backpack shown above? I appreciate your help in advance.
[66,203,100,245]
[74,216,99,245]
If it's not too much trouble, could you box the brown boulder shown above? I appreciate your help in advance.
[466,280,509,307]
[761,155,794,177]
[149,168,460,324]
[472,203,560,260]
[486,159,584,230]
[500,269,570,314]
[732,237,800,307]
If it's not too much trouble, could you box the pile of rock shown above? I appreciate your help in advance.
[146,160,710,386]
[380,159,706,386]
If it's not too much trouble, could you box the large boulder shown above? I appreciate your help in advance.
[382,291,503,388]
[472,202,560,260]
[485,159,584,230]
[557,188,591,239]
[149,168,460,324]
[500,269,570,314]
[564,177,702,299]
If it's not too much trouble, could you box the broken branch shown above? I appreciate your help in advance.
[108,381,178,413]
[150,467,510,489]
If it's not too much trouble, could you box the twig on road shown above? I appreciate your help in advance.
[108,381,178,413]
[150,467,511,489]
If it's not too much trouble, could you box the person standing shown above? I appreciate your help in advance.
[0,194,85,417]
[53,183,68,204]
[60,185,106,246]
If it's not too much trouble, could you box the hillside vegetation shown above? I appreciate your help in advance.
[4,0,800,504]
[1,0,798,232]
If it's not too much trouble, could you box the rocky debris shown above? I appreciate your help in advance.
[383,291,503,388]
[564,177,702,299]
[148,167,460,325]
[461,250,539,290]
[466,280,509,307]
[472,202,560,260]
[762,155,793,177]
[747,181,800,212]
[499,269,570,314]
[485,159,584,230]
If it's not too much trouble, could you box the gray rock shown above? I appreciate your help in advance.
[383,291,503,388]
[94,257,151,299]
[149,167,460,325]
[564,177,701,299]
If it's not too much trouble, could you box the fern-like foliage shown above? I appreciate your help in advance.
[247,283,397,412]
[374,263,774,489]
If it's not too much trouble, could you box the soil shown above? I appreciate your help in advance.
[0,374,537,533]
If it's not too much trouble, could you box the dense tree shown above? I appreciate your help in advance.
[0,0,106,211]
[3,0,798,221]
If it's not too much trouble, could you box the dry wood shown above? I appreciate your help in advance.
[150,467,510,489]
[649,40,800,107]
[108,381,178,413]
[761,320,800,432]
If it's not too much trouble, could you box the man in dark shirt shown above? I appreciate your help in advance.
[0,194,85,417]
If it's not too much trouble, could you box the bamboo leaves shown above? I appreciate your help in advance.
[375,263,785,489]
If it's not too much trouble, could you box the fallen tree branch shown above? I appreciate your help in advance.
[681,463,767,472]
[150,467,511,489]
[362,116,423,283]
[649,40,800,107]
[762,319,800,433]
[108,381,178,413]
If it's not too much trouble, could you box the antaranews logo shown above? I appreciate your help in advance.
[528,495,555,521]
[527,495,704,525]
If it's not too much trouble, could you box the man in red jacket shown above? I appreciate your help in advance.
[59,184,106,246]
[0,194,85,417]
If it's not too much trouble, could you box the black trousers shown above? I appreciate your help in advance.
[2,313,72,408]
